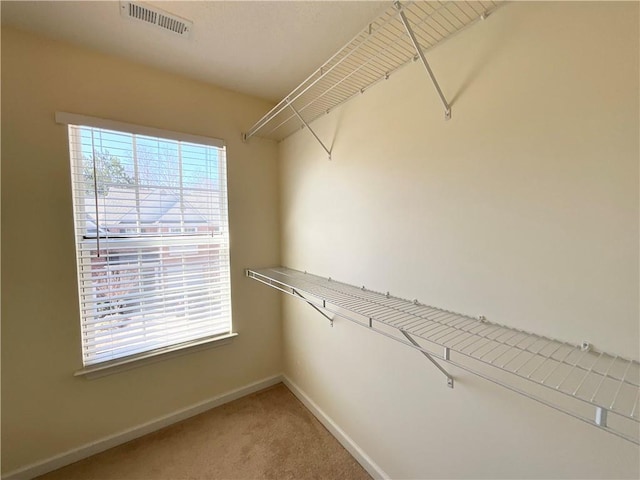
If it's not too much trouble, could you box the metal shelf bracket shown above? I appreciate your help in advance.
[293,288,334,326]
[401,330,454,388]
[286,99,332,160]
[396,1,452,120]
[595,406,608,427]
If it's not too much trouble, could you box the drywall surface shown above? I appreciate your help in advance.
[279,2,639,478]
[1,27,281,474]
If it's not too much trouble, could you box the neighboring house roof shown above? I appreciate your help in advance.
[84,185,219,230]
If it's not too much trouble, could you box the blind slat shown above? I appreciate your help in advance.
[78,267,230,286]
[84,319,232,352]
[80,290,231,319]
[83,311,232,338]
[83,314,232,349]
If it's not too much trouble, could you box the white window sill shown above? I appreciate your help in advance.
[74,333,238,379]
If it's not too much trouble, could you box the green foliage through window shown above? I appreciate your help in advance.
[83,150,133,196]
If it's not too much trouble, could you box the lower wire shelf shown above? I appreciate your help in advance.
[246,266,640,445]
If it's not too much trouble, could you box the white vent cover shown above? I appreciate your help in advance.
[120,1,192,37]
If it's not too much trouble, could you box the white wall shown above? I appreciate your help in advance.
[1,27,281,474]
[280,2,639,478]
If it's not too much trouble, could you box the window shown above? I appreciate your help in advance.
[59,113,232,369]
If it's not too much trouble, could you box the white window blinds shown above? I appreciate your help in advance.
[62,114,232,367]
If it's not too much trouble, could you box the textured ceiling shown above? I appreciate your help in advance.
[1,1,389,102]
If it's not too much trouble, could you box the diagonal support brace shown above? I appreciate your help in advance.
[401,330,454,388]
[285,99,332,159]
[292,289,334,326]
[396,2,451,120]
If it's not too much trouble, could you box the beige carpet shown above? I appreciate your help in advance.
[37,383,371,480]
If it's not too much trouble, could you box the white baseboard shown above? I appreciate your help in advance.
[282,375,389,480]
[3,374,283,480]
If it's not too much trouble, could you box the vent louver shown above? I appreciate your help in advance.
[120,1,192,37]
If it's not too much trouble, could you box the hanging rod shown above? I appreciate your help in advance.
[242,1,503,143]
[246,267,640,445]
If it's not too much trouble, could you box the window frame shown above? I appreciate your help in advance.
[57,112,236,377]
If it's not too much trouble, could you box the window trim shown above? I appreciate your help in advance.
[58,112,235,375]
[55,112,225,148]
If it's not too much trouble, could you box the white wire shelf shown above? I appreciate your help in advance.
[246,267,640,445]
[243,1,502,144]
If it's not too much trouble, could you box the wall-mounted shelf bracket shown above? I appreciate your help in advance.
[293,288,334,327]
[286,99,332,160]
[595,406,608,427]
[401,330,454,388]
[396,1,451,120]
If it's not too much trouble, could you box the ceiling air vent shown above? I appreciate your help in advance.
[120,1,192,38]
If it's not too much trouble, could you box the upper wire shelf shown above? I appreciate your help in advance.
[243,1,502,143]
[247,267,640,445]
